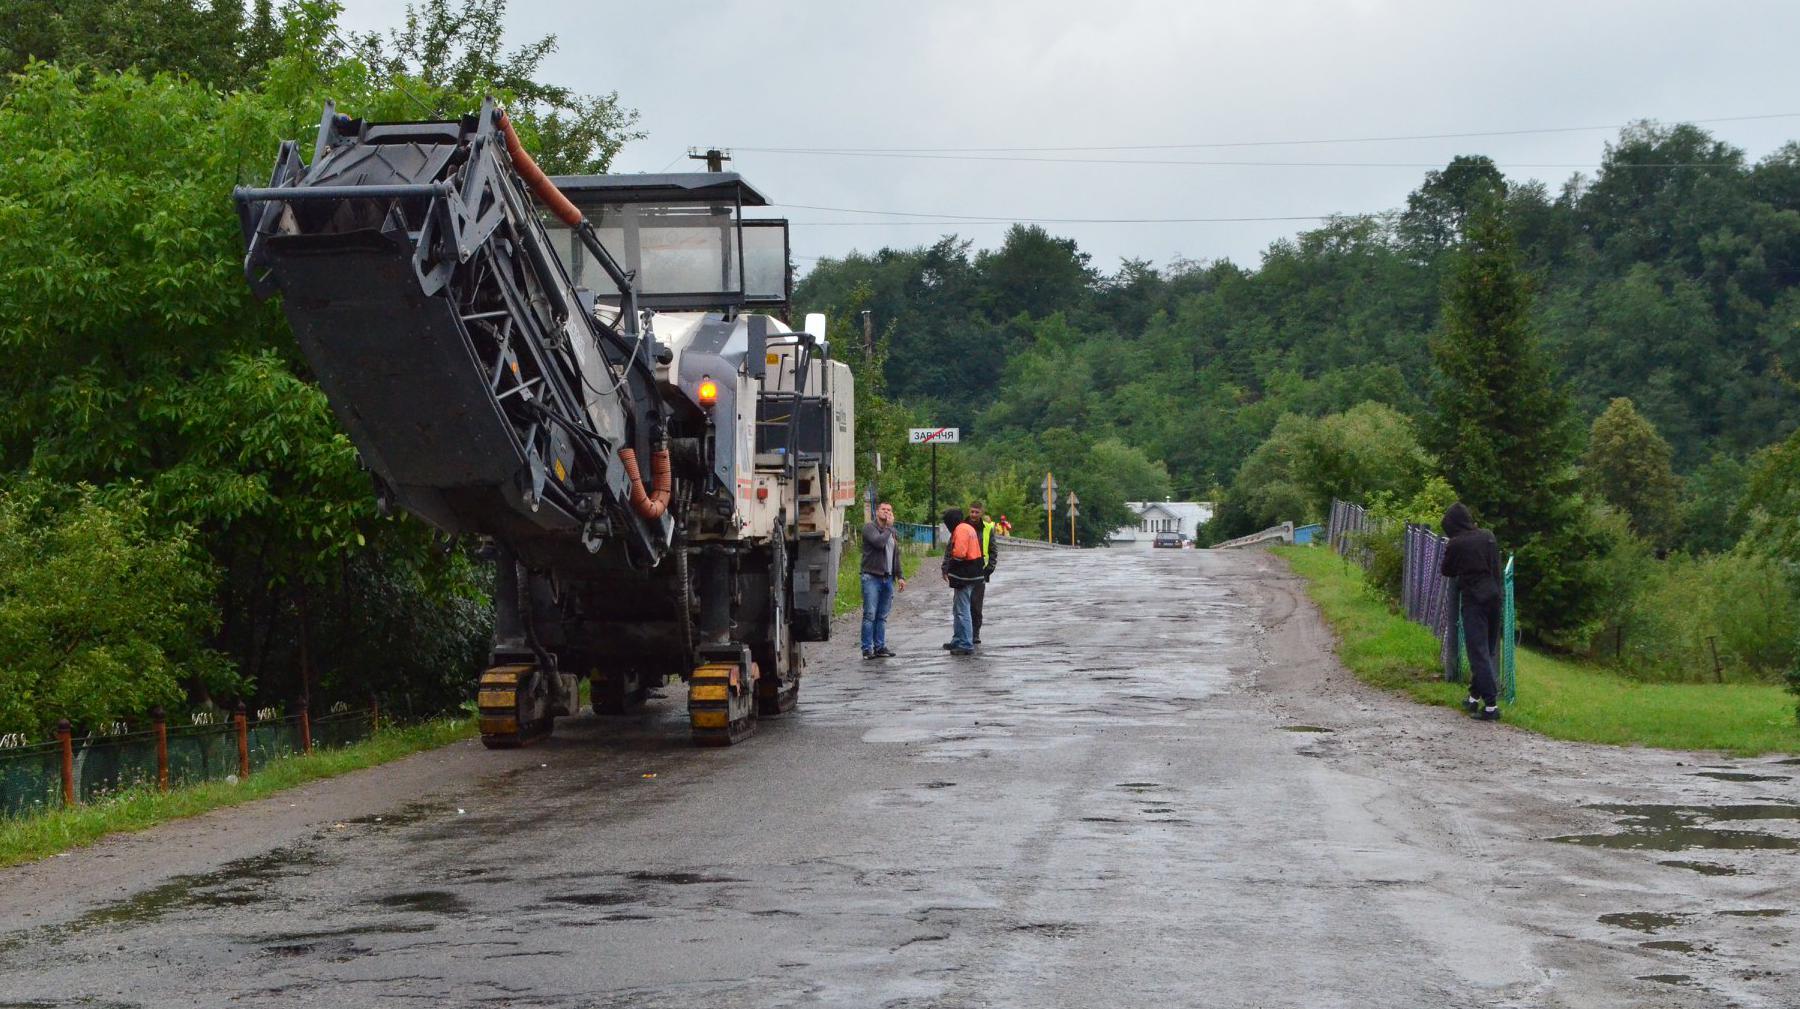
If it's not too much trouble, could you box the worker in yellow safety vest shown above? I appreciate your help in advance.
[966,500,998,645]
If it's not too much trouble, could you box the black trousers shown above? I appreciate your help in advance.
[1462,595,1503,706]
[969,579,986,640]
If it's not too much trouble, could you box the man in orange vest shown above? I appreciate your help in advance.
[939,508,984,655]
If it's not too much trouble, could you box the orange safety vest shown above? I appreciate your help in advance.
[951,522,982,561]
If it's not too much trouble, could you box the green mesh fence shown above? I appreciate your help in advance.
[0,708,378,819]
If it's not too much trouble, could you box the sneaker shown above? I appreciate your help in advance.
[1473,706,1501,721]
[1462,696,1480,713]
[862,649,874,660]
[942,642,956,651]
[875,647,897,658]
[950,647,975,656]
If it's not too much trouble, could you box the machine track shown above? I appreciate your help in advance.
[477,665,552,748]
[687,661,759,746]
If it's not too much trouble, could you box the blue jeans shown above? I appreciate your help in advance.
[950,583,975,650]
[861,574,895,652]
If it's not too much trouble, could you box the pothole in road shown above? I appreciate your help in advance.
[1692,771,1790,782]
[346,800,454,827]
[1550,803,1800,851]
[627,871,744,885]
[1659,860,1740,876]
[550,892,639,907]
[1116,782,1161,791]
[1637,974,1697,987]
[368,891,470,915]
[1281,725,1334,733]
[1716,908,1789,918]
[1640,940,1709,954]
[1600,911,1690,933]
[1010,921,1086,939]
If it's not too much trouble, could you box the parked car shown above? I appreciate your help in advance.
[1153,531,1183,549]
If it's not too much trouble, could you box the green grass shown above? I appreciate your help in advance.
[0,717,476,869]
[1273,546,1800,756]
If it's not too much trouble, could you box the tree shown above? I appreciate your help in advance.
[1582,397,1683,545]
[353,0,641,173]
[0,0,268,90]
[0,480,234,736]
[1399,155,1508,256]
[1428,193,1596,642]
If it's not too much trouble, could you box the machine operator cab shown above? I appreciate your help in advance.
[538,171,854,612]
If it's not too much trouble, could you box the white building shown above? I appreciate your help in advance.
[1110,501,1214,544]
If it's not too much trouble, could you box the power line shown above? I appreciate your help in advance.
[744,149,1753,170]
[778,203,1333,224]
[731,112,1800,154]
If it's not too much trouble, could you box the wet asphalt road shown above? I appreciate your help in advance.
[0,547,1796,1008]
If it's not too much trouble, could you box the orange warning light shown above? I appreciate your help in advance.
[697,378,719,408]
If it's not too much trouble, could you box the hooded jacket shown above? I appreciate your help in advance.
[940,508,986,585]
[1440,503,1503,607]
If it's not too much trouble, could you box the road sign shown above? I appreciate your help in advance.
[909,427,960,444]
[1066,490,1079,510]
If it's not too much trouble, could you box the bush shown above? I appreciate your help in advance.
[1358,476,1459,605]
[1616,551,1798,683]
[0,480,235,737]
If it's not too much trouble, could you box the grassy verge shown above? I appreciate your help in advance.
[0,717,476,869]
[834,542,930,617]
[1272,546,1800,756]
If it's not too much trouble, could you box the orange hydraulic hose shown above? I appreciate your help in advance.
[619,446,672,520]
[497,110,583,228]
[498,108,669,521]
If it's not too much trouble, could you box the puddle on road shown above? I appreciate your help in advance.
[550,892,639,907]
[1716,908,1789,918]
[627,871,743,885]
[1550,803,1800,851]
[1774,758,1800,766]
[1600,911,1690,933]
[346,800,454,827]
[1116,782,1162,791]
[1637,974,1696,987]
[368,890,470,915]
[1640,940,1707,953]
[1281,725,1334,733]
[1658,860,1740,876]
[1692,771,1791,783]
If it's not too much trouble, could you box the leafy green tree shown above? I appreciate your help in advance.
[0,1,636,722]
[0,0,273,90]
[1582,397,1683,546]
[0,480,234,737]
[351,0,641,173]
[1399,155,1508,256]
[1428,192,1596,642]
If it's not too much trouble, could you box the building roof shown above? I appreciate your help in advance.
[1124,501,1214,522]
[546,172,772,207]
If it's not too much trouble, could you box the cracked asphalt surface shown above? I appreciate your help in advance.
[0,548,1795,1007]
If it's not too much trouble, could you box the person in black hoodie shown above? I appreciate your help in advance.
[1440,502,1504,721]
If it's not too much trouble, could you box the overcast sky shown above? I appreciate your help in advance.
[337,1,1800,277]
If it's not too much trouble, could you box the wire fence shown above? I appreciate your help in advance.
[1329,499,1517,703]
[0,706,379,819]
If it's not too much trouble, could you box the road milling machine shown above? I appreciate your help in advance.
[235,101,853,747]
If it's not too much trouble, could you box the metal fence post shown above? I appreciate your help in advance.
[57,719,75,807]
[234,702,250,779]
[299,697,313,756]
[151,707,169,792]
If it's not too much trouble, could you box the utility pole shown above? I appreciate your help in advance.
[861,309,873,355]
[930,442,938,548]
[687,147,730,173]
